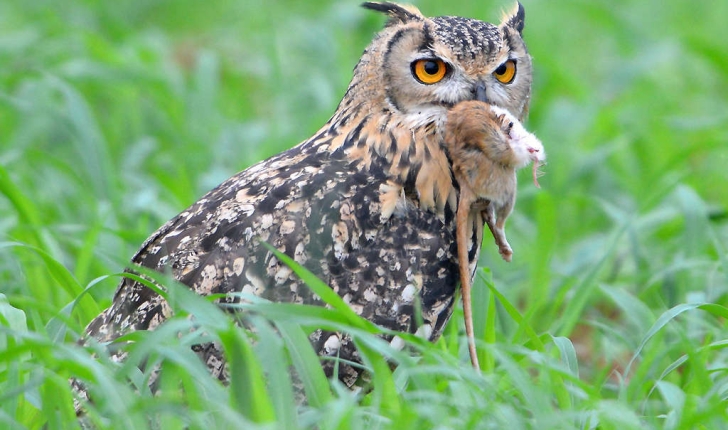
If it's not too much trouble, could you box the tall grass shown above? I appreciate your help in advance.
[1,0,727,428]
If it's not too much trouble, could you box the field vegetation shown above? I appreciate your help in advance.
[1,0,727,428]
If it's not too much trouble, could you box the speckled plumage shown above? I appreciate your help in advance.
[81,1,533,392]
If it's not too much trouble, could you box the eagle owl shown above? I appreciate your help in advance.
[82,2,533,388]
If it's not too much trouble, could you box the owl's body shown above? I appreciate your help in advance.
[83,2,533,389]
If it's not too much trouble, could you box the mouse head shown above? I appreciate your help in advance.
[488,105,544,168]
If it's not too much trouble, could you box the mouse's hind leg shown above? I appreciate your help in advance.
[484,202,513,262]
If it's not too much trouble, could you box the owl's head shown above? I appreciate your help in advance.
[345,2,531,125]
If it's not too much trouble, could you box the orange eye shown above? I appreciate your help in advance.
[412,59,448,84]
[493,60,517,84]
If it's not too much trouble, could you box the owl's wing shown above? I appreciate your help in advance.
[85,144,462,356]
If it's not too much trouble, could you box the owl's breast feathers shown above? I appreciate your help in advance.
[85,112,484,375]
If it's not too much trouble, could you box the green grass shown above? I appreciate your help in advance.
[1,0,727,428]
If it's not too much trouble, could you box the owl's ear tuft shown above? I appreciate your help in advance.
[501,2,525,34]
[362,2,424,26]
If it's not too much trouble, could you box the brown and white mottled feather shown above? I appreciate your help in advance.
[79,2,533,393]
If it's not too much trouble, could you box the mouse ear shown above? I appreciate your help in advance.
[495,113,513,133]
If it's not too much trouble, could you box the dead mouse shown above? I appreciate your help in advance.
[445,100,545,369]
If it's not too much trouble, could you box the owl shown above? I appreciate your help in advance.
[81,2,533,390]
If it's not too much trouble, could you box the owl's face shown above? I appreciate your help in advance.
[358,3,531,124]
[326,3,534,214]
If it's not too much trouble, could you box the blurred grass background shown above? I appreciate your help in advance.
[1,0,727,428]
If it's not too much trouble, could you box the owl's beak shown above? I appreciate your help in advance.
[474,82,488,102]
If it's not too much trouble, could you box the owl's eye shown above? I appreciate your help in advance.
[411,59,448,85]
[493,60,517,84]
